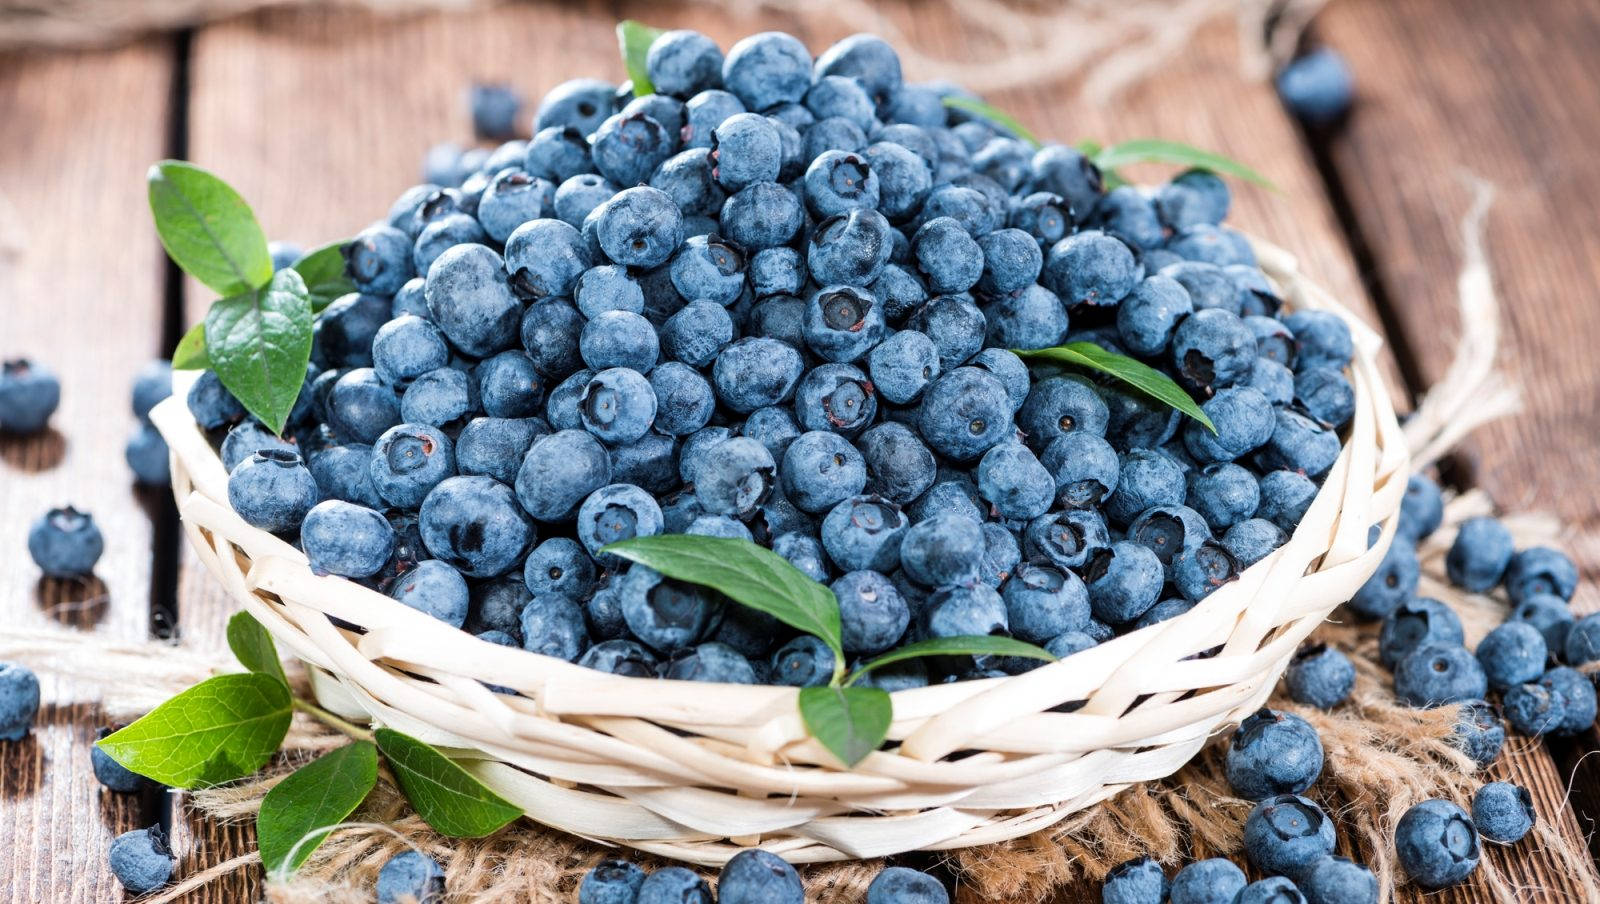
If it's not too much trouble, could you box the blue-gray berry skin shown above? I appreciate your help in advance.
[1025,509,1110,573]
[868,330,940,406]
[717,848,804,904]
[665,641,757,683]
[579,858,647,904]
[1565,613,1600,666]
[1397,473,1445,542]
[0,662,41,741]
[341,224,413,296]
[907,295,987,371]
[922,582,1008,641]
[1186,462,1260,530]
[1116,274,1194,357]
[1396,799,1480,888]
[418,476,533,578]
[692,436,776,518]
[131,359,173,424]
[478,169,555,243]
[780,430,866,514]
[712,337,805,413]
[899,513,986,588]
[388,560,470,628]
[476,351,545,420]
[554,174,618,228]
[423,243,521,357]
[669,235,746,307]
[1445,516,1515,593]
[526,125,595,184]
[1300,856,1376,904]
[977,441,1054,520]
[803,286,886,364]
[1222,518,1287,567]
[1504,546,1579,605]
[371,423,456,509]
[1451,700,1505,767]
[1094,185,1164,249]
[1100,856,1168,904]
[1226,709,1324,801]
[1477,621,1548,690]
[302,500,395,579]
[768,635,836,687]
[866,865,948,904]
[109,826,175,895]
[1154,169,1229,231]
[1345,536,1419,620]
[1126,504,1210,576]
[576,368,655,445]
[1378,597,1464,669]
[809,208,895,287]
[1172,540,1240,601]
[621,566,726,655]
[1085,540,1164,625]
[646,30,723,99]
[918,367,1014,462]
[412,212,487,275]
[377,849,445,904]
[371,315,449,388]
[518,592,590,662]
[1394,644,1488,708]
[969,348,1030,413]
[1001,561,1090,644]
[804,149,880,218]
[504,218,591,302]
[983,283,1068,353]
[1276,48,1354,125]
[1170,308,1257,395]
[578,638,659,677]
[1541,666,1598,735]
[822,495,909,574]
[576,482,662,564]
[1504,680,1567,736]
[1285,644,1355,710]
[400,367,472,428]
[866,141,933,224]
[1293,367,1354,429]
[855,422,934,505]
[634,866,712,904]
[721,181,805,249]
[1168,223,1255,267]
[1243,794,1336,880]
[912,216,983,294]
[591,110,674,187]
[466,578,529,639]
[1104,449,1185,527]
[1184,387,1274,464]
[595,186,684,269]
[220,420,295,477]
[1169,858,1247,904]
[574,265,645,321]
[27,506,105,578]
[1509,593,1575,652]
[1041,432,1120,510]
[1472,781,1534,843]
[1280,310,1352,373]
[1233,878,1305,904]
[228,449,318,534]
[92,726,152,793]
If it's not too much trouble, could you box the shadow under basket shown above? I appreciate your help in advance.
[150,235,1408,866]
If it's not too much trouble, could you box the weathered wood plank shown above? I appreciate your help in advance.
[0,41,175,904]
[1320,0,1600,896]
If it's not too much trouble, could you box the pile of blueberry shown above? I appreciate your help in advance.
[183,27,1355,691]
[574,850,946,904]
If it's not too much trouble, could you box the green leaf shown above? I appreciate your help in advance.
[941,96,1041,149]
[1074,139,1102,156]
[1014,341,1216,433]
[257,741,378,877]
[798,685,892,768]
[1091,139,1275,189]
[616,20,665,98]
[604,535,844,662]
[374,729,520,838]
[147,160,274,297]
[204,267,313,435]
[850,635,1055,683]
[227,611,286,687]
[95,673,292,788]
[290,240,357,313]
[171,321,209,370]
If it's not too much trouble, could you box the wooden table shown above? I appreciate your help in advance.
[3,0,1598,899]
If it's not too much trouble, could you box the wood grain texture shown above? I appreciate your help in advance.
[1320,0,1600,896]
[0,40,174,904]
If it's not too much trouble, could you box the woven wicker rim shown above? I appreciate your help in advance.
[151,235,1408,866]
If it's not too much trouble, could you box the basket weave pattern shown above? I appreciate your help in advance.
[151,237,1408,866]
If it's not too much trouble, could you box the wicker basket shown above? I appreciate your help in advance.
[150,235,1408,866]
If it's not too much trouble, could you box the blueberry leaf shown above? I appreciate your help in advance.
[95,673,292,788]
[798,685,892,768]
[603,534,844,661]
[1091,139,1275,189]
[204,267,313,435]
[374,728,520,838]
[1014,341,1217,433]
[171,321,210,370]
[616,20,665,98]
[257,741,377,877]
[849,636,1055,684]
[226,611,286,687]
[940,96,1041,149]
[147,160,274,297]
[290,240,357,313]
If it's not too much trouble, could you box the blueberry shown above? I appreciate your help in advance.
[555,174,619,228]
[898,513,985,588]
[778,430,865,513]
[1279,311,1352,373]
[1226,708,1324,800]
[1292,368,1353,429]
[590,111,674,187]
[800,149,878,219]
[579,858,647,904]
[1345,534,1418,620]
[1378,597,1464,669]
[524,125,594,184]
[1169,858,1247,904]
[519,299,586,382]
[717,848,804,904]
[518,591,589,662]
[825,569,907,655]
[1285,644,1355,709]
[1094,185,1164,249]
[770,532,828,584]
[577,639,659,677]
[1445,516,1515,593]
[1222,517,1287,567]
[595,186,684,269]
[643,30,723,99]
[1396,472,1445,542]
[1243,794,1336,880]
[1184,462,1259,530]
[130,359,173,424]
[1472,781,1534,844]
[721,181,805,249]
[1084,540,1164,624]
[740,405,802,460]
[474,170,552,245]
[1233,878,1305,904]
[92,726,152,793]
[808,208,895,287]
[1184,387,1275,464]
[1172,539,1240,601]
[910,471,985,525]
[713,337,805,412]
[1565,613,1600,666]
[1008,191,1074,248]
[225,449,317,534]
[1504,680,1566,736]
[467,578,530,639]
[917,366,1013,461]
[866,865,947,904]
[1154,169,1230,230]
[578,368,657,445]
[1041,231,1138,307]
[1168,224,1255,268]
[109,826,175,895]
[370,315,448,389]
[534,77,615,134]
[663,641,755,683]
[822,495,908,573]
[1451,700,1506,767]
[1025,509,1110,572]
[1019,376,1110,452]
[388,560,470,627]
[0,662,40,741]
[641,364,711,439]
[748,247,806,298]
[631,866,711,904]
[576,483,662,563]
[921,183,1001,236]
[801,286,886,364]
[24,504,105,579]
[417,245,517,359]
[972,441,1051,520]
[1475,621,1547,690]
[923,583,1008,641]
[1103,449,1186,527]
[302,500,395,578]
[371,423,455,508]
[1034,433,1116,511]
[1542,665,1598,735]
[1396,798,1479,888]
[1170,308,1256,395]
[1504,545,1578,605]
[855,421,936,504]
[1114,274,1193,357]
[1276,48,1354,125]
[413,212,488,274]
[1395,644,1488,707]
[1256,408,1340,478]
[419,476,532,578]
[868,330,940,405]
[400,367,473,428]
[866,142,933,224]
[377,850,445,904]
[1509,593,1575,652]
[1101,856,1168,904]
[1300,857,1376,904]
